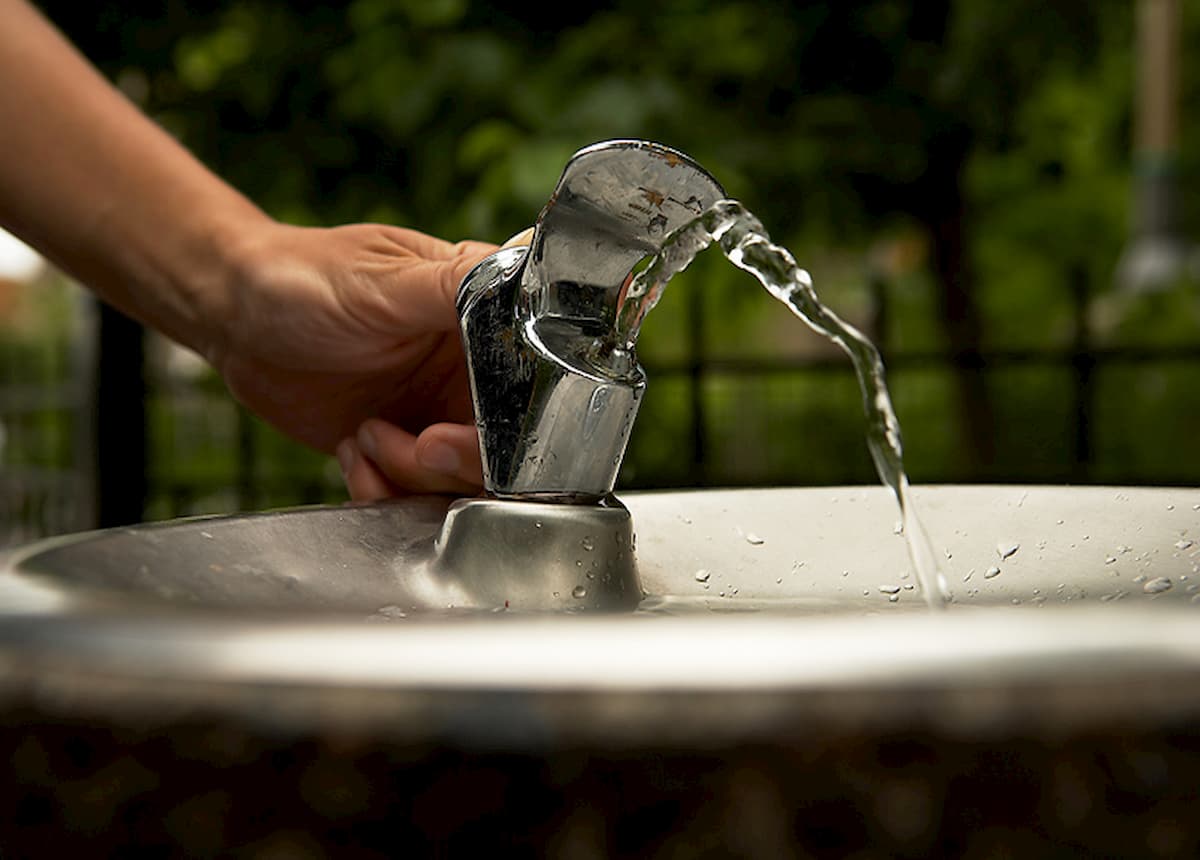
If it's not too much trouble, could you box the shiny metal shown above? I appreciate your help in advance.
[458,140,724,500]
[7,495,638,614]
[2,486,1200,743]
[4,485,1200,856]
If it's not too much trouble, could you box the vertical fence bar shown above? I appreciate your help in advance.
[236,406,256,511]
[1070,264,1094,481]
[867,269,891,358]
[93,301,147,527]
[71,289,98,531]
[687,278,708,486]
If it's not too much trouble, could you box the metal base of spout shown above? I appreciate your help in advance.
[434,496,640,612]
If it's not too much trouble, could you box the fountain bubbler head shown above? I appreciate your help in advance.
[457,140,724,501]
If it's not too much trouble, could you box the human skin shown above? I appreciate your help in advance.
[0,0,494,499]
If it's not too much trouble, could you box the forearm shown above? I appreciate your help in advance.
[0,0,272,358]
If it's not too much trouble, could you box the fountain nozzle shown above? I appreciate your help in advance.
[457,140,724,501]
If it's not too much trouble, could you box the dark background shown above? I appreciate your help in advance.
[2,0,1198,537]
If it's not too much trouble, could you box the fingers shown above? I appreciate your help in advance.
[377,238,497,333]
[346,418,484,498]
[373,225,520,329]
[337,437,399,502]
[431,240,503,320]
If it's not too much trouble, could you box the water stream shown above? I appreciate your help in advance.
[604,200,952,608]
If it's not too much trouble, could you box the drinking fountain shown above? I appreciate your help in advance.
[426,139,724,608]
[1,141,1199,857]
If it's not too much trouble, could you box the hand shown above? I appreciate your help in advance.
[0,1,502,502]
[210,221,496,500]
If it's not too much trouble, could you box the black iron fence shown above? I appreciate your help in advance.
[1,268,1197,547]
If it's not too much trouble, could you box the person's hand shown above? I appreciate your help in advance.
[208,221,496,500]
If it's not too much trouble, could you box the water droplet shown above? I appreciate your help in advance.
[534,521,543,529]
[377,605,407,618]
[963,569,974,582]
[1105,556,1117,565]
[1056,519,1064,525]
[944,549,953,560]
[862,589,870,596]
[744,532,765,545]
[581,537,594,552]
[888,594,900,603]
[1175,540,1194,551]
[903,583,915,590]
[1167,504,1176,511]
[200,531,214,539]
[775,577,783,584]
[893,520,904,535]
[878,584,901,595]
[1143,577,1172,594]
[718,591,726,598]
[1011,598,1021,605]
[995,541,1018,560]
[984,566,1001,579]
[572,585,588,599]
[694,569,711,583]
[1133,574,1147,584]
[841,570,850,577]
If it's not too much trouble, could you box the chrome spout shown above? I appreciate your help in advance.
[458,140,724,501]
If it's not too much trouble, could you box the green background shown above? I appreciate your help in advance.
[3,0,1198,531]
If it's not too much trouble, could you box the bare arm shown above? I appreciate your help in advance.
[0,0,264,359]
[0,0,492,498]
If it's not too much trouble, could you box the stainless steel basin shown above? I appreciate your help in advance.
[3,484,1199,732]
[2,485,1198,857]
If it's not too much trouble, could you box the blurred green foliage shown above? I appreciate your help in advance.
[15,0,1200,511]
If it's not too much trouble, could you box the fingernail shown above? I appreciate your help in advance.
[336,438,355,478]
[501,226,534,248]
[356,424,378,460]
[420,440,461,476]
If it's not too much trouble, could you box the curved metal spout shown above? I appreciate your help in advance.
[458,140,724,501]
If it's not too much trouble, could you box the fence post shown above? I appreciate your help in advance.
[236,406,256,511]
[1069,264,1094,481]
[92,300,147,527]
[687,280,708,486]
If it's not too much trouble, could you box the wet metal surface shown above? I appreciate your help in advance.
[458,141,724,499]
[0,485,1197,745]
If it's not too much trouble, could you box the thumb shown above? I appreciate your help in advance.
[431,230,534,324]
[432,239,502,326]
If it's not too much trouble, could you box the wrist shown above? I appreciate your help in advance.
[180,206,279,368]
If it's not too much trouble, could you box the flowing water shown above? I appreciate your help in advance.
[604,200,952,608]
